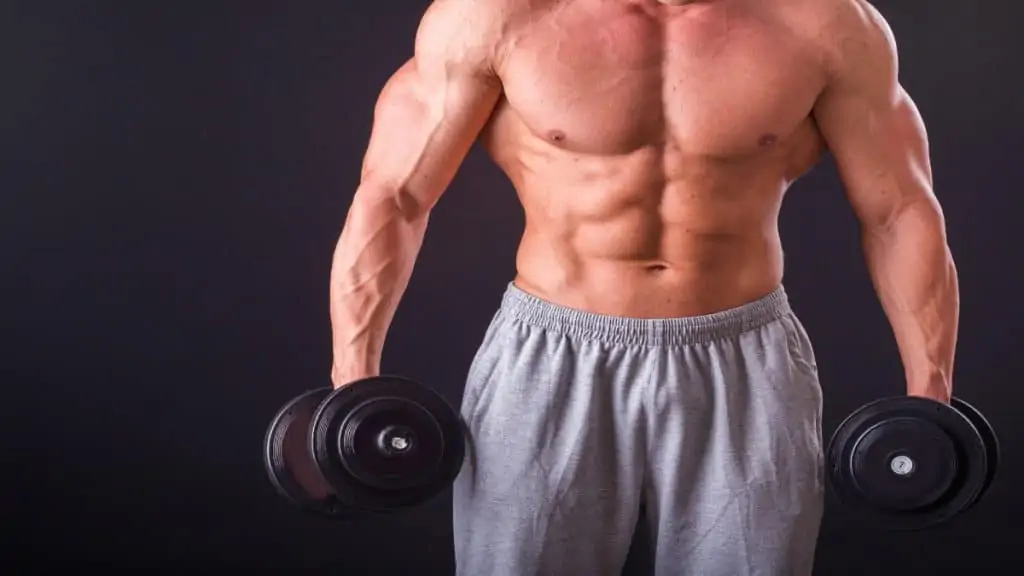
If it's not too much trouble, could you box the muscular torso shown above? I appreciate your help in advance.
[482,0,829,317]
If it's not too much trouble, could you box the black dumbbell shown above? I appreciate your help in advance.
[263,376,467,516]
[827,395,999,530]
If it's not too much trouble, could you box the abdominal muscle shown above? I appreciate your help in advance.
[474,0,829,318]
[488,134,810,319]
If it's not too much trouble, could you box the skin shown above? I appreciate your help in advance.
[329,0,958,403]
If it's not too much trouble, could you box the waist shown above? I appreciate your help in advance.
[514,241,783,318]
[498,282,792,347]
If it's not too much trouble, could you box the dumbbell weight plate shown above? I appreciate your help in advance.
[309,376,466,512]
[950,398,999,509]
[827,396,988,530]
[263,388,346,516]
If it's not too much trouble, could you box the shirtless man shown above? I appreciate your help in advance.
[328,0,959,573]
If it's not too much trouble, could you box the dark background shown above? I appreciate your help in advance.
[3,1,1021,573]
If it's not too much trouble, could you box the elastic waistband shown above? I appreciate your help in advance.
[498,283,792,347]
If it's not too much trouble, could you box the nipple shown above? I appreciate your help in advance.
[548,130,567,145]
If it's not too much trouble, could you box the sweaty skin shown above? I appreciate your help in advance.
[329,0,958,402]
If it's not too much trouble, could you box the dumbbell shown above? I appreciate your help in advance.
[263,376,467,516]
[827,395,1000,530]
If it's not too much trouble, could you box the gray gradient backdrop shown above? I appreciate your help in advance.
[3,1,1021,574]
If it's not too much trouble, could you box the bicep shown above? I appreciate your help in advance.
[813,0,935,229]
[816,86,935,228]
[357,0,502,217]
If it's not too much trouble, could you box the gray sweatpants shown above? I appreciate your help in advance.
[453,284,824,576]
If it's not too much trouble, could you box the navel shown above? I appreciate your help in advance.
[548,130,567,145]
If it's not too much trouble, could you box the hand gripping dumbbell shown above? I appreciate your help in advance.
[827,396,1000,530]
[263,376,467,516]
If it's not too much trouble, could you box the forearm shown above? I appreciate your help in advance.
[862,199,960,397]
[329,184,429,383]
